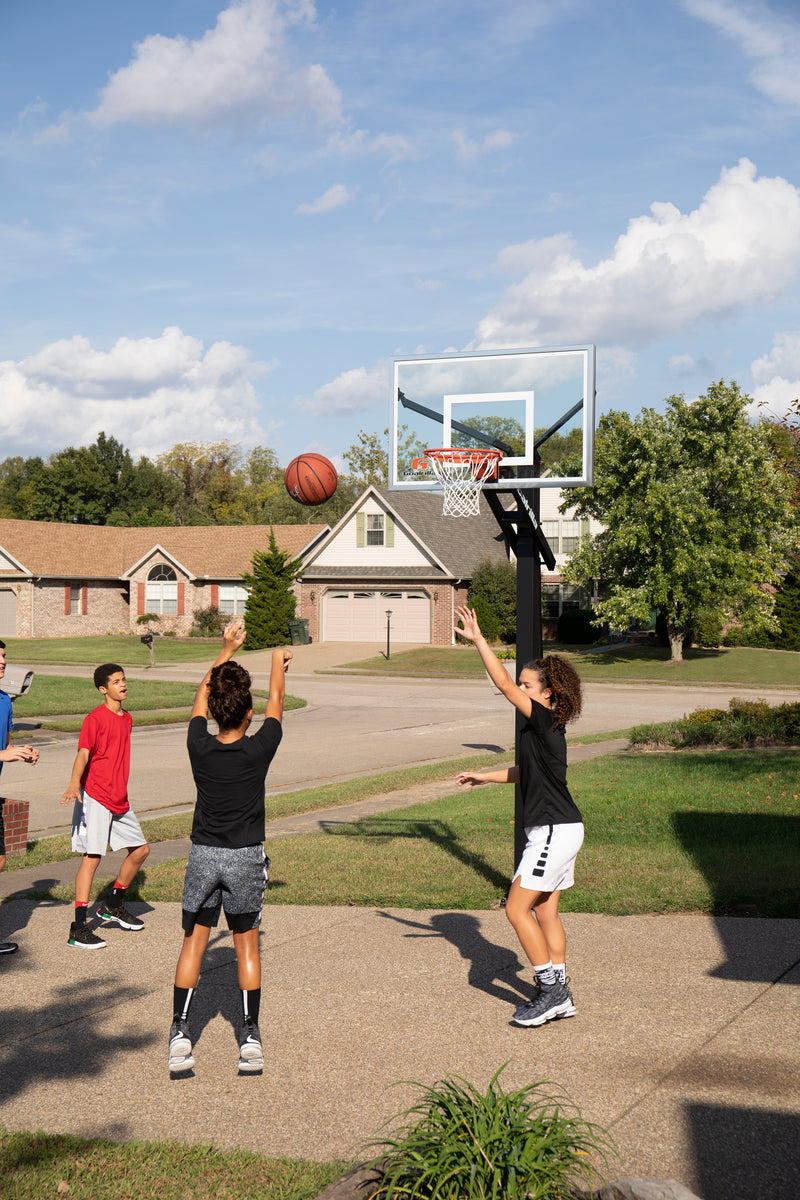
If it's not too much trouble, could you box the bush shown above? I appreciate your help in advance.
[721,622,774,648]
[190,605,225,638]
[773,571,800,650]
[136,613,160,626]
[369,1068,614,1200]
[468,595,501,643]
[775,702,800,740]
[692,610,724,647]
[556,607,597,644]
[468,559,516,643]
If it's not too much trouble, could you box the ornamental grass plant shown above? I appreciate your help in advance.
[368,1068,614,1200]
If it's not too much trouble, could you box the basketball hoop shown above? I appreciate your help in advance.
[411,447,502,517]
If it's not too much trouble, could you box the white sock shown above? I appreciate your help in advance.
[552,962,566,984]
[534,961,556,986]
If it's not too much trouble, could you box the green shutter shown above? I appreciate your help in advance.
[385,515,395,547]
[356,512,365,547]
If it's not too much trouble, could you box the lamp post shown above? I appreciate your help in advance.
[385,609,392,660]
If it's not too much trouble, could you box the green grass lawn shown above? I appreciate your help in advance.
[8,676,305,730]
[3,634,254,667]
[342,644,800,686]
[30,746,789,918]
[0,1129,347,1200]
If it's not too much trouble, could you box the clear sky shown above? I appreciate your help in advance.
[2,0,800,469]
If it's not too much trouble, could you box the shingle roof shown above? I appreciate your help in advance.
[376,487,509,576]
[0,519,328,580]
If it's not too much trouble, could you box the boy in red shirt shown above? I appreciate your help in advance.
[60,663,149,949]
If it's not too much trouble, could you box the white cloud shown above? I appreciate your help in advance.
[451,128,514,162]
[683,0,800,109]
[299,363,386,416]
[297,183,351,214]
[0,327,274,458]
[471,159,800,351]
[749,331,800,420]
[48,0,342,136]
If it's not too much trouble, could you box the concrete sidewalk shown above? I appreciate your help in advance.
[0,897,798,1200]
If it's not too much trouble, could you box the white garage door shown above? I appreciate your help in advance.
[323,590,431,642]
[0,588,17,638]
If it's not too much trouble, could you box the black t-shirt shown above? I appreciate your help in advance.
[518,700,583,827]
[187,715,283,849]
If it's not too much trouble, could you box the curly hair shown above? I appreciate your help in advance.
[524,654,583,730]
[208,661,252,732]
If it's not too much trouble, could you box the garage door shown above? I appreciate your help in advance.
[323,590,431,642]
[0,588,17,638]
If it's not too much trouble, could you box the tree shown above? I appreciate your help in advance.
[242,531,302,649]
[468,559,517,643]
[563,380,798,662]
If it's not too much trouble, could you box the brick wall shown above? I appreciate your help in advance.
[26,580,130,638]
[0,798,29,856]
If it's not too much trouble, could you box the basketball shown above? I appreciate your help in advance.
[284,453,338,506]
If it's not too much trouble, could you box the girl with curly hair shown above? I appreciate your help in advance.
[454,604,584,1028]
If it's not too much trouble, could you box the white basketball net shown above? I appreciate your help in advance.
[412,448,502,517]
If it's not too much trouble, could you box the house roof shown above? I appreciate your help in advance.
[301,485,509,581]
[376,487,508,576]
[0,519,328,580]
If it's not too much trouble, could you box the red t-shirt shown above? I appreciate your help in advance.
[79,704,132,814]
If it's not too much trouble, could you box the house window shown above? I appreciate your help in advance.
[69,585,81,615]
[146,564,178,615]
[219,585,249,615]
[561,520,581,554]
[541,521,560,555]
[542,583,588,617]
[542,584,560,618]
[367,514,384,546]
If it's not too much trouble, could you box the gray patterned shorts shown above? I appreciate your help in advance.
[181,843,268,933]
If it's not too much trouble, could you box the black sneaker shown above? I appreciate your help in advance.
[238,1018,264,1074]
[168,1018,194,1073]
[68,922,107,950]
[96,902,145,931]
[0,941,19,955]
[512,980,576,1027]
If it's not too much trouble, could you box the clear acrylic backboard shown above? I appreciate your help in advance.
[390,345,595,491]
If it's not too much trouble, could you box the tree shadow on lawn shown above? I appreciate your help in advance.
[672,810,800,982]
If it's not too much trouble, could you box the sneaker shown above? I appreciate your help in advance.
[168,1018,195,1073]
[512,979,575,1027]
[513,977,542,1020]
[0,941,19,955]
[96,902,145,931]
[68,922,107,950]
[238,1018,264,1074]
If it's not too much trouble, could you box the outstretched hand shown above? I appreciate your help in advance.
[454,604,482,643]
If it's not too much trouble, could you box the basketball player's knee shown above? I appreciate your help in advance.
[133,842,150,866]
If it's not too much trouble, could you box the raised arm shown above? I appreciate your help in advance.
[454,605,533,718]
[191,619,247,721]
[266,648,292,725]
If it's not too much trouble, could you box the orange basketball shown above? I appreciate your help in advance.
[284,453,338,506]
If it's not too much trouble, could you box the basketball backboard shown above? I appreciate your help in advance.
[390,345,595,491]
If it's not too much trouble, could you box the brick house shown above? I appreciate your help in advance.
[0,520,328,639]
[0,487,600,644]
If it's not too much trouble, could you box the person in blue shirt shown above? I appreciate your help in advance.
[0,639,40,956]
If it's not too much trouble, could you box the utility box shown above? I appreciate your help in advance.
[288,619,310,645]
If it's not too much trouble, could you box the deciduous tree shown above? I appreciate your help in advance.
[564,380,798,662]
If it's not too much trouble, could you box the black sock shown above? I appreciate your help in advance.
[173,986,194,1022]
[241,988,261,1025]
[111,883,127,903]
[74,903,89,926]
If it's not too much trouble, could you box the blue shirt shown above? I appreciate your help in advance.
[0,690,13,777]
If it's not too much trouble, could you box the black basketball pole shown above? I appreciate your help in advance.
[513,487,543,870]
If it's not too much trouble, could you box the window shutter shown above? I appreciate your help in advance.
[64,585,70,616]
[211,584,219,607]
[81,585,88,615]
[137,582,145,615]
[178,582,185,616]
[385,515,395,547]
[356,512,365,547]
[581,518,590,543]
